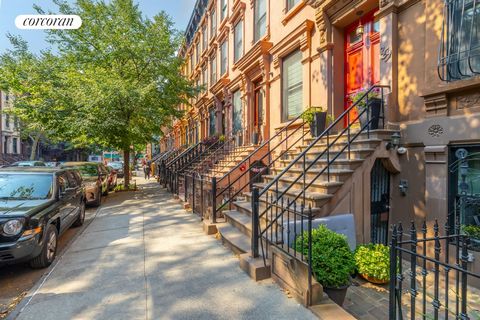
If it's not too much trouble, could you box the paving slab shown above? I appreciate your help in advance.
[11,181,315,320]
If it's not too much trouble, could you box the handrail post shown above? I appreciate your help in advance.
[184,173,188,202]
[212,177,217,223]
[389,225,398,320]
[192,174,196,213]
[251,187,260,258]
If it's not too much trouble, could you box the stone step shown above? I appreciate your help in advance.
[269,167,354,183]
[303,129,395,145]
[223,210,253,237]
[256,178,343,195]
[277,158,364,171]
[217,223,251,255]
[285,148,375,161]
[296,138,382,153]
[243,186,333,208]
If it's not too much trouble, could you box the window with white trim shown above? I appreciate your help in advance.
[220,40,228,75]
[220,0,228,21]
[234,20,243,63]
[202,24,207,51]
[254,0,267,42]
[210,8,217,39]
[282,50,303,121]
[210,54,217,84]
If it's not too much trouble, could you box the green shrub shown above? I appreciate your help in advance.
[295,225,355,288]
[463,225,480,239]
[354,243,390,282]
[301,106,326,123]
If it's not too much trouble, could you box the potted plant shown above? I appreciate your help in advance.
[295,225,355,306]
[463,225,480,249]
[354,243,390,284]
[301,106,328,137]
[350,88,382,130]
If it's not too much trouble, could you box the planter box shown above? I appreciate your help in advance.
[310,112,327,137]
[359,98,382,130]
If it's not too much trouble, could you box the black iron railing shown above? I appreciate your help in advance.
[389,219,480,320]
[161,142,203,193]
[210,107,314,223]
[251,85,390,260]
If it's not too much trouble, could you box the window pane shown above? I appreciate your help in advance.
[210,9,216,38]
[287,0,300,11]
[233,90,242,134]
[221,0,228,20]
[209,107,216,136]
[221,40,228,75]
[234,21,243,62]
[202,25,207,51]
[210,55,217,84]
[446,0,480,80]
[255,0,266,42]
[282,50,303,120]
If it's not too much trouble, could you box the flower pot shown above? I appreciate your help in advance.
[359,98,382,130]
[309,112,327,137]
[324,284,349,306]
[360,273,389,284]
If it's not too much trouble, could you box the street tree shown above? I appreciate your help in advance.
[0,36,73,160]
[38,0,195,186]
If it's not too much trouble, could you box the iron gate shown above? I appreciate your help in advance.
[371,159,390,245]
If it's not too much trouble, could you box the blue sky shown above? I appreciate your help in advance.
[0,0,197,53]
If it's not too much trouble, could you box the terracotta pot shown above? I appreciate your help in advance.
[360,273,389,284]
[324,284,349,306]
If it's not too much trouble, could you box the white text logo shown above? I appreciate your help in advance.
[15,15,82,30]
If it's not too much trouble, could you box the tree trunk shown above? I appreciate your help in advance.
[123,149,130,188]
[30,132,42,161]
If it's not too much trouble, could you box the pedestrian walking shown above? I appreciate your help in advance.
[144,159,152,180]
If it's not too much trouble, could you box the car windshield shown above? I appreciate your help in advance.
[70,164,98,177]
[109,163,122,169]
[0,173,53,200]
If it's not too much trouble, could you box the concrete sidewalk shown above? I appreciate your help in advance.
[11,180,315,320]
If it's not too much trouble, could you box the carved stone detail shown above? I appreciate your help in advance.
[272,55,280,69]
[424,93,448,117]
[456,93,480,109]
[427,124,444,137]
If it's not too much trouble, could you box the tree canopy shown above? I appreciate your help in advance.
[0,0,196,185]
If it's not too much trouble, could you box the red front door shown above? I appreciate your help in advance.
[345,10,380,125]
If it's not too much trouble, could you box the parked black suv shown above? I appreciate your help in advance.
[0,167,86,268]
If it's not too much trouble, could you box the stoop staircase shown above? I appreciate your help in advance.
[211,85,394,312]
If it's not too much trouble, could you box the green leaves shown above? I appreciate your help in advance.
[354,243,390,282]
[295,225,355,288]
[0,0,195,170]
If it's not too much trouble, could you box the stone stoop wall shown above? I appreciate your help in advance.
[317,139,401,245]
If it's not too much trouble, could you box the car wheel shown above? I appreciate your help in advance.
[30,224,58,269]
[73,201,86,227]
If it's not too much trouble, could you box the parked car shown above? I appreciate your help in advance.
[45,162,61,168]
[107,162,124,178]
[0,167,85,268]
[106,166,118,191]
[9,161,46,167]
[61,162,109,206]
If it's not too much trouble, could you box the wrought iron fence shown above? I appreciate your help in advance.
[389,220,480,320]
